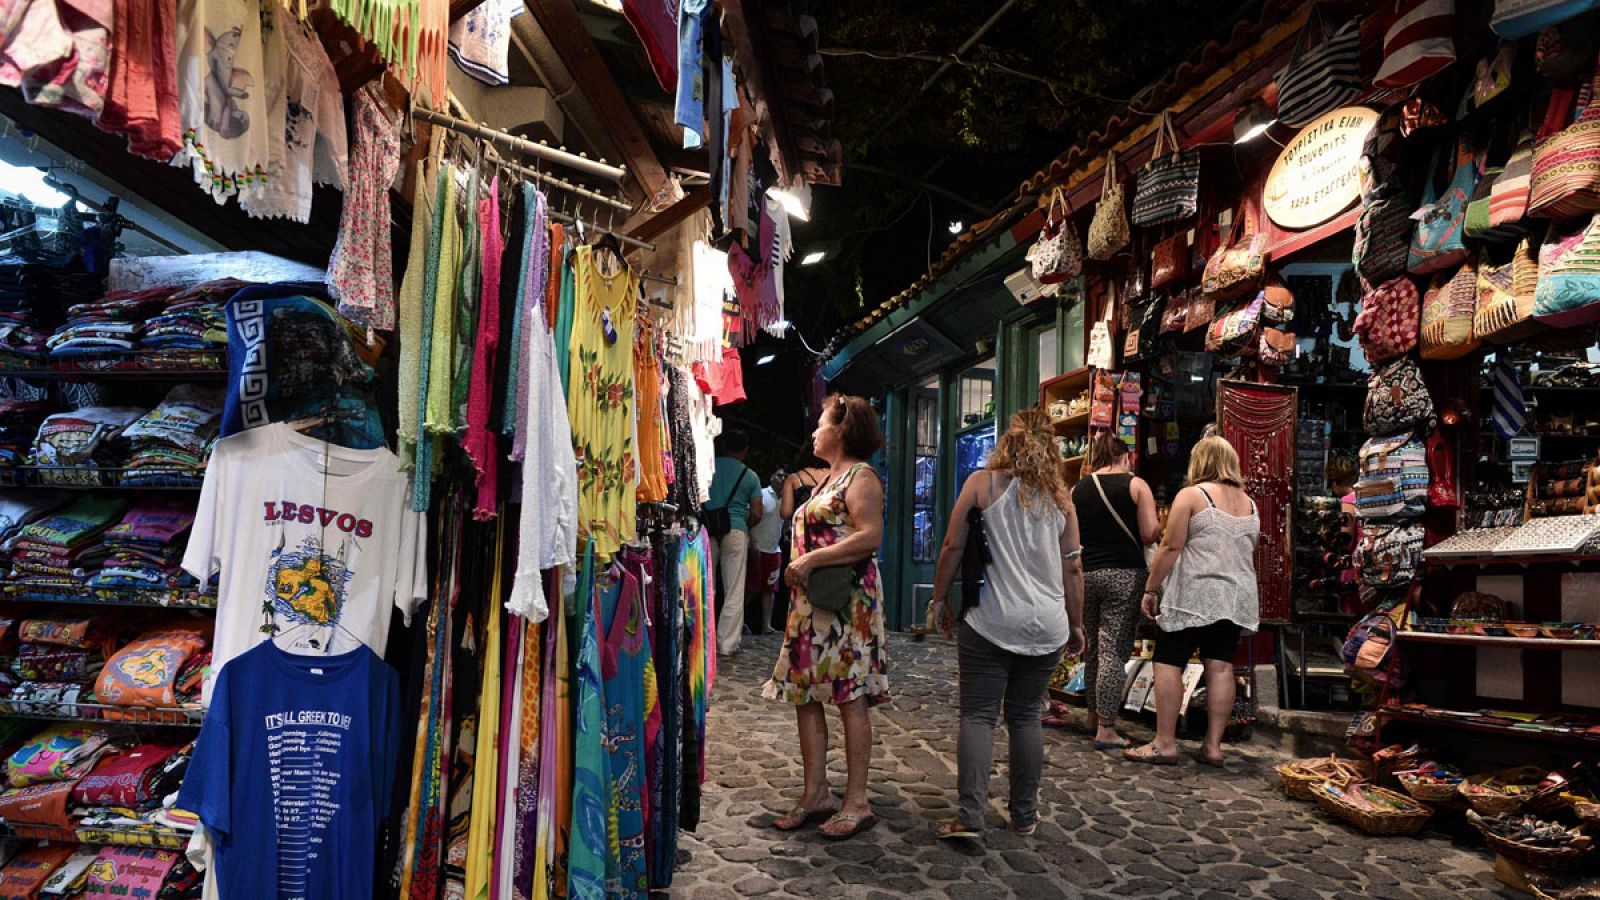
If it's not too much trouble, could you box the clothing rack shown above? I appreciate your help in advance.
[413,105,627,184]
[40,176,184,255]
[476,143,634,214]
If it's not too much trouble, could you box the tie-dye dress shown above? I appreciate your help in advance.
[762,463,891,707]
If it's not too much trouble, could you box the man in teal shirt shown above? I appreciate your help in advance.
[709,430,763,656]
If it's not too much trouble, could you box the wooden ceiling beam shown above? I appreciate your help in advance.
[627,187,710,242]
[523,0,668,200]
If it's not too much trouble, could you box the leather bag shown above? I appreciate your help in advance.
[1185,290,1216,332]
[1529,66,1600,221]
[807,564,858,615]
[1354,276,1423,363]
[1150,232,1190,290]
[1131,114,1200,228]
[1419,259,1482,360]
[1259,328,1297,366]
[1202,205,1267,304]
[1261,279,1295,325]
[1087,152,1131,260]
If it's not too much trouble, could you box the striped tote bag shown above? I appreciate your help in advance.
[1533,212,1600,326]
[1489,131,1534,228]
[1275,9,1364,128]
[1492,0,1600,38]
[1375,0,1457,88]
[1131,114,1200,228]
[1528,67,1600,221]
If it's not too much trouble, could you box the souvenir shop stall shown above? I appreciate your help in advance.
[1019,0,1600,884]
[0,0,810,895]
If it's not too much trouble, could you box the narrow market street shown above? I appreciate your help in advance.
[673,634,1512,900]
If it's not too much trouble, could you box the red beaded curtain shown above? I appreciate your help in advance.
[1217,380,1297,624]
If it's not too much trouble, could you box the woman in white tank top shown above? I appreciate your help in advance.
[928,410,1085,841]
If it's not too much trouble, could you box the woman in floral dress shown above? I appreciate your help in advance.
[763,394,890,841]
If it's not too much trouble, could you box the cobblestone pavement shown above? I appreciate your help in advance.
[671,633,1514,899]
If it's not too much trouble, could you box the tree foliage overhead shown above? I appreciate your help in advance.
[791,0,1241,340]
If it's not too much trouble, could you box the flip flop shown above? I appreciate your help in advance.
[819,810,879,841]
[1123,745,1179,766]
[773,804,837,832]
[935,819,980,841]
[1192,750,1226,768]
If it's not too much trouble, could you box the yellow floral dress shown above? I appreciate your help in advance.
[567,245,638,558]
[763,463,891,706]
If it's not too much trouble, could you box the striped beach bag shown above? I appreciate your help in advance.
[1131,114,1200,228]
[1533,212,1600,326]
[1275,8,1364,128]
[1529,63,1600,220]
[1490,131,1535,228]
[1492,0,1600,38]
[1375,0,1457,89]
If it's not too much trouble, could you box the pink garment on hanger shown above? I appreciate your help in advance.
[465,178,504,520]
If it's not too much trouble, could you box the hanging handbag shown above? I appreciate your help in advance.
[1261,278,1295,325]
[1528,67,1600,221]
[1492,0,1600,38]
[1419,259,1481,360]
[1375,0,1457,88]
[807,563,858,615]
[1356,523,1425,586]
[1355,108,1416,289]
[1087,152,1131,260]
[1475,236,1543,342]
[1205,291,1265,358]
[1490,130,1535,228]
[1274,6,1365,128]
[1533,212,1600,327]
[1470,43,1518,112]
[1535,13,1600,81]
[1202,205,1267,304]
[1354,276,1423,363]
[1150,232,1191,290]
[1409,144,1478,275]
[1087,300,1116,369]
[1259,328,1297,366]
[1123,295,1153,361]
[1365,356,1437,434]
[1356,431,1430,519]
[1185,290,1216,332]
[1160,290,1190,334]
[1090,473,1155,569]
[1027,187,1084,284]
[1426,427,1461,510]
[1131,114,1200,228]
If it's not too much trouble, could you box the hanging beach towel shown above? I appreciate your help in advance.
[1492,0,1600,38]
[1131,114,1200,228]
[1275,7,1364,128]
[1375,0,1457,88]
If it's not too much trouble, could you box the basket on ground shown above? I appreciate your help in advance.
[1276,756,1373,801]
[1314,781,1433,836]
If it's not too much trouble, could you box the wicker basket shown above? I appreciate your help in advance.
[1276,756,1373,802]
[1314,782,1433,836]
[1572,801,1600,826]
[1481,829,1593,873]
[1373,745,1427,788]
[1462,782,1526,816]
[1397,771,1467,807]
[1529,871,1600,899]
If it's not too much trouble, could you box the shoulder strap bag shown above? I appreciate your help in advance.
[1131,114,1200,228]
[704,467,752,539]
[1528,60,1600,221]
[1087,152,1131,261]
[1275,6,1364,127]
[1091,473,1155,569]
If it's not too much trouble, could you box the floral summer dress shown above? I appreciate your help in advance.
[763,463,891,706]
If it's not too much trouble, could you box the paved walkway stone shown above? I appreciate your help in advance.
[673,634,1518,898]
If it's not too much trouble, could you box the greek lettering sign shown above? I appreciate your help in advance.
[1263,106,1378,231]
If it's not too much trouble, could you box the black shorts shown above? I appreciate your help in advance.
[1153,620,1242,668]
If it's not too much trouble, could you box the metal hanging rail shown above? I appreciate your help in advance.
[413,105,627,183]
[485,149,634,213]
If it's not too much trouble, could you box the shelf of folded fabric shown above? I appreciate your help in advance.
[0,701,202,727]
[0,466,204,490]
[1377,704,1600,745]
[0,351,226,379]
[0,583,215,610]
[0,821,192,849]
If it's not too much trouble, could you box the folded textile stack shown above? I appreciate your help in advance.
[95,624,211,713]
[0,321,47,368]
[8,615,118,690]
[139,282,238,353]
[88,501,199,591]
[9,497,131,586]
[0,494,68,552]
[0,843,76,897]
[5,725,116,789]
[28,407,144,486]
[0,262,105,371]
[0,402,54,471]
[119,388,222,486]
[0,734,192,841]
[46,288,178,358]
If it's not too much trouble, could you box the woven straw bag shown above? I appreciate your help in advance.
[1474,237,1542,342]
[1087,152,1131,260]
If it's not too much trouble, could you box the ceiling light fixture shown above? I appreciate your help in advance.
[768,184,812,221]
[1233,99,1277,144]
[756,354,777,366]
[799,250,827,266]
[948,220,964,234]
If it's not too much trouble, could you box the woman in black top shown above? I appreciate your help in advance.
[1069,434,1161,750]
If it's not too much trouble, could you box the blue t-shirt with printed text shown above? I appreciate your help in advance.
[708,457,762,534]
[177,641,401,900]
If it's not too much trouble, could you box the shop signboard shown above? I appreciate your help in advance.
[1263,106,1379,231]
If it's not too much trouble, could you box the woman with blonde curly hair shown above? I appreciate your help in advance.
[929,408,1085,841]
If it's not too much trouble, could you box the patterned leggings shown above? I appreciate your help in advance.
[1082,567,1146,722]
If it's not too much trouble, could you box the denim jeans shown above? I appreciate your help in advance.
[957,624,1064,830]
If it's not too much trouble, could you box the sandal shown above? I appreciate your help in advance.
[1092,737,1129,752]
[1192,749,1225,768]
[935,819,980,841]
[1123,744,1179,766]
[818,810,879,841]
[773,803,837,831]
